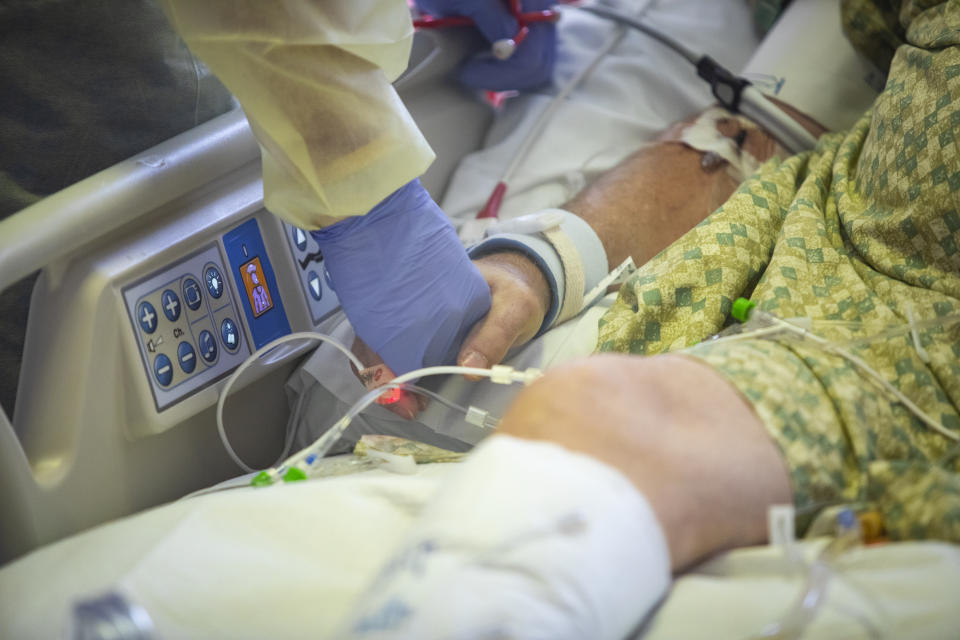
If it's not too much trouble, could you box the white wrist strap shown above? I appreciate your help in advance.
[469,209,611,333]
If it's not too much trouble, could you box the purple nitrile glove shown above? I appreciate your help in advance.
[416,0,557,91]
[311,179,491,374]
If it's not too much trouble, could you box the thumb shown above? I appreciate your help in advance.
[457,297,538,377]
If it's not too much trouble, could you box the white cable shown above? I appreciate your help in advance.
[706,313,960,443]
[761,317,957,443]
[269,364,543,483]
[739,86,819,153]
[904,303,931,363]
[216,331,364,473]
[582,2,819,153]
[497,18,630,187]
[580,3,699,64]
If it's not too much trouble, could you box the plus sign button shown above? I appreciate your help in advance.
[138,301,158,334]
[161,289,181,322]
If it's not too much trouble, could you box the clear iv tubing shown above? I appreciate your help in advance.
[711,310,960,443]
[216,331,365,474]
[262,364,542,485]
[476,9,632,219]
[753,510,866,640]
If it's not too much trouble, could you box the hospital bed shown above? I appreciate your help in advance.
[2,1,959,638]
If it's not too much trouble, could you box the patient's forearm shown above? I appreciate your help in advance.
[563,141,740,269]
[563,105,821,269]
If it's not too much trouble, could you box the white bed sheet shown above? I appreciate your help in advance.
[1,459,959,639]
[3,2,959,639]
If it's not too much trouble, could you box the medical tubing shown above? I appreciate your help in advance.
[400,383,471,417]
[580,3,699,64]
[754,511,864,640]
[399,383,501,429]
[740,87,819,153]
[765,315,958,442]
[843,312,960,348]
[712,311,959,443]
[275,364,542,478]
[499,17,628,186]
[216,332,365,473]
[581,2,818,153]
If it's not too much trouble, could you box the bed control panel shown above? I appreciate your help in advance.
[123,244,250,411]
[283,222,341,325]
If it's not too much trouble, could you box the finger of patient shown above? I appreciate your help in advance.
[355,359,425,421]
[459,261,546,379]
[458,312,523,379]
[350,336,381,373]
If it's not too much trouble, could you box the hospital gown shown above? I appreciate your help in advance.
[598,0,960,539]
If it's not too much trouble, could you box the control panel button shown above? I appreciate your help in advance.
[161,289,181,322]
[198,330,218,363]
[182,277,203,311]
[293,227,308,252]
[221,318,240,352]
[307,270,323,300]
[177,341,197,374]
[154,354,173,386]
[205,266,225,299]
[138,301,158,334]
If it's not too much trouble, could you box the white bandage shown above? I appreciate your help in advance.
[679,107,771,182]
[468,209,609,334]
[341,435,671,639]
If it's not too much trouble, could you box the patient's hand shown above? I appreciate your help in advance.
[458,251,550,378]
[350,250,549,416]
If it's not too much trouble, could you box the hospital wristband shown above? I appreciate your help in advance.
[468,209,608,336]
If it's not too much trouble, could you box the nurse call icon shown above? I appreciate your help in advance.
[240,257,274,318]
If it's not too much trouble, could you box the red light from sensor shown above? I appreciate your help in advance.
[377,388,404,405]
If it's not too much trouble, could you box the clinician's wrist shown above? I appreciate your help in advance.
[310,179,428,245]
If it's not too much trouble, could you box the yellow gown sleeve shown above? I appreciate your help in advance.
[160,0,436,227]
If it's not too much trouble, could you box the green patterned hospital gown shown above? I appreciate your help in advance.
[597,0,960,539]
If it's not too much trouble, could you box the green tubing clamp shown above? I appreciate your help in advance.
[283,467,308,483]
[731,297,756,323]
[251,471,275,487]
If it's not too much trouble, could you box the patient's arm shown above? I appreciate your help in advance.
[497,352,792,571]
[456,111,792,370]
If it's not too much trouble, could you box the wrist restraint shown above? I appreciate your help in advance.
[468,209,635,336]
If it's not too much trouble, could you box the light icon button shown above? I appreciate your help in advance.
[205,266,224,299]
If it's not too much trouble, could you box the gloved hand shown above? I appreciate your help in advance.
[311,179,492,374]
[415,0,557,91]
